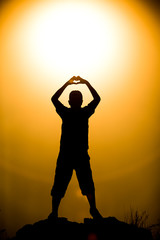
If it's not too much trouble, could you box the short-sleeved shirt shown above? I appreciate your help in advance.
[54,100,98,153]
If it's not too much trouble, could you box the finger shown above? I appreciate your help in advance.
[68,79,74,84]
[70,76,76,80]
[77,76,82,80]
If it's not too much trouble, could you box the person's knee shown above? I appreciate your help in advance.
[86,192,95,200]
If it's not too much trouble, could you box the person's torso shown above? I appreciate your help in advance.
[60,108,89,152]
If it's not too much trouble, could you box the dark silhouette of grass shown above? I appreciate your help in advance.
[124,207,149,228]
[124,207,160,240]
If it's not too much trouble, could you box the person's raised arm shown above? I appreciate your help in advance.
[77,76,101,106]
[51,76,77,106]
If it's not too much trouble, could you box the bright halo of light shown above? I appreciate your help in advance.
[1,0,158,91]
[26,3,106,75]
[23,2,134,78]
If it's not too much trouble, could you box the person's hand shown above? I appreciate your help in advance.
[67,76,77,85]
[77,76,88,84]
[66,76,88,85]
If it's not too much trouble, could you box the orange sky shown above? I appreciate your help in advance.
[0,0,159,237]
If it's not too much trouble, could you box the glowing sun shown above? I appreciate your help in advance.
[0,0,158,90]
[21,1,139,78]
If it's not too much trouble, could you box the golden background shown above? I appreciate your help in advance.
[0,0,159,237]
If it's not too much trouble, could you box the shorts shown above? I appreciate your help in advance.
[51,151,95,198]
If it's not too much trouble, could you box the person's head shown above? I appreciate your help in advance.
[69,90,83,108]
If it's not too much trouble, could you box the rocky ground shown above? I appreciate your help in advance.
[10,216,153,240]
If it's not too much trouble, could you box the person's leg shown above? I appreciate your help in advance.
[50,195,62,218]
[86,193,96,209]
[76,156,103,219]
[49,158,73,218]
[86,193,103,219]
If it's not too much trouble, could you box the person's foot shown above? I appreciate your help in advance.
[90,207,103,220]
[48,211,58,220]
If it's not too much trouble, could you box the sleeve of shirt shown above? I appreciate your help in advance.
[54,100,68,119]
[83,100,99,118]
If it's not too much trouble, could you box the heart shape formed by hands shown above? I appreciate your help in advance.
[72,76,81,80]
[72,76,77,80]
[73,80,80,84]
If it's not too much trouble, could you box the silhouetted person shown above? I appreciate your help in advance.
[49,76,102,220]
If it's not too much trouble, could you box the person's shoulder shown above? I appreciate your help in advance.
[81,106,87,111]
[82,103,93,111]
[82,102,96,118]
[62,106,70,113]
[81,105,91,114]
[56,103,69,118]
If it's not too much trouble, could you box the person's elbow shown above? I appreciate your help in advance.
[97,95,101,104]
[51,95,57,105]
[94,95,101,106]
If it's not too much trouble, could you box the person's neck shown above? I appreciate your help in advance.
[71,106,81,110]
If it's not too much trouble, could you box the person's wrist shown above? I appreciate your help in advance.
[65,82,69,87]
[85,80,89,85]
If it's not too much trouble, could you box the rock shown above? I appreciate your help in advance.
[12,217,153,240]
[84,217,153,240]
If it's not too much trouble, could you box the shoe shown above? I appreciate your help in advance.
[48,212,58,220]
[90,207,103,220]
